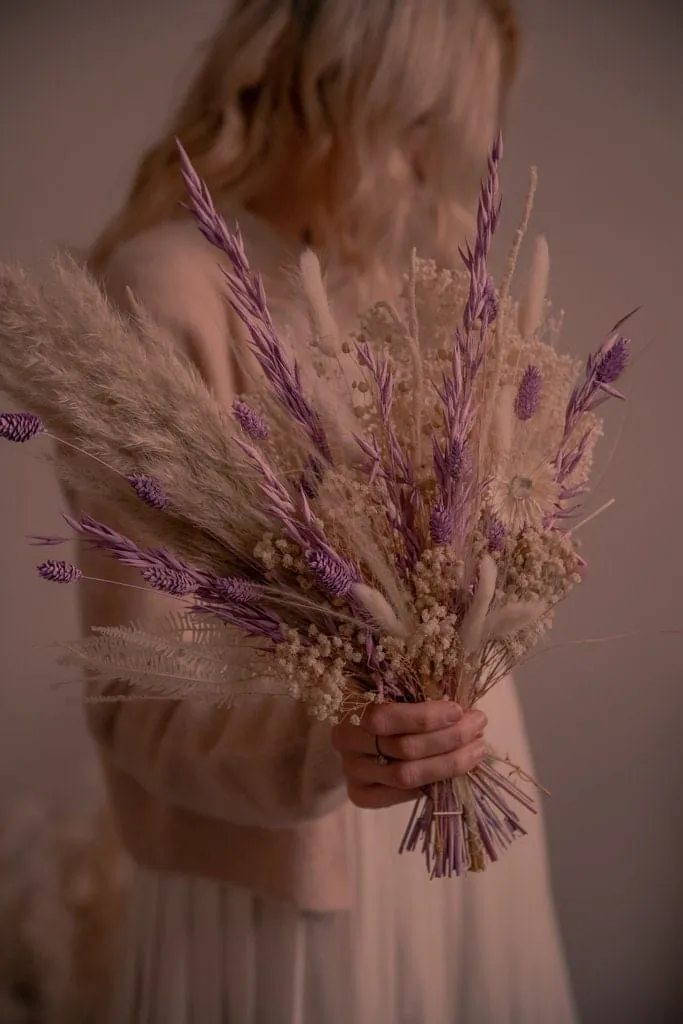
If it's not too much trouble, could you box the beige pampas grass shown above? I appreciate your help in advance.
[0,254,267,574]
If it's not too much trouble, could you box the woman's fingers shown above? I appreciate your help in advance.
[342,737,487,792]
[363,699,464,738]
[334,708,487,761]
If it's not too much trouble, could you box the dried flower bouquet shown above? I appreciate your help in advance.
[0,136,632,876]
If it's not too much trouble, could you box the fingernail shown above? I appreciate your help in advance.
[444,705,462,724]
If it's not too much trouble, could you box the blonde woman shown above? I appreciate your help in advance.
[79,1,578,1021]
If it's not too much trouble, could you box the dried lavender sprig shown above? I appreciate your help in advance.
[305,548,358,597]
[553,324,632,496]
[64,514,203,592]
[429,500,454,545]
[232,399,269,441]
[236,438,360,594]
[37,557,195,597]
[484,513,505,553]
[126,474,170,511]
[1,412,170,514]
[38,560,82,583]
[58,518,278,611]
[177,141,332,462]
[514,365,542,421]
[140,565,197,596]
[0,411,44,442]
[197,575,258,605]
[193,602,283,643]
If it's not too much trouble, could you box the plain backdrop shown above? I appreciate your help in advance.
[0,1,682,1021]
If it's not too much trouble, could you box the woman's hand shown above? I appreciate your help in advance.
[331,701,487,810]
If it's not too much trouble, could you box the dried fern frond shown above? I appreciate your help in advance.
[60,614,281,704]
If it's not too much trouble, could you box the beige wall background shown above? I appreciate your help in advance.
[0,0,681,1020]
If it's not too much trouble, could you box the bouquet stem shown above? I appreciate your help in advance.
[399,758,536,877]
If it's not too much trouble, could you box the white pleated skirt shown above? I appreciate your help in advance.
[105,680,579,1024]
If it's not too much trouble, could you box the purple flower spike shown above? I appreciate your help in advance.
[141,566,197,596]
[485,514,506,553]
[594,336,629,384]
[305,548,356,597]
[38,560,82,583]
[0,412,44,443]
[233,399,269,441]
[201,575,257,604]
[429,501,454,545]
[514,365,542,421]
[445,439,468,482]
[127,474,170,511]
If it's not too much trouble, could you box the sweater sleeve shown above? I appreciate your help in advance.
[75,224,346,829]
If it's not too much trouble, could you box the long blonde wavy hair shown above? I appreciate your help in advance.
[89,0,518,283]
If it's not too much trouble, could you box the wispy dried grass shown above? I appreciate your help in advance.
[0,254,269,574]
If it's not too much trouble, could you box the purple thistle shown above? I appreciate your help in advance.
[485,514,506,553]
[126,474,170,511]
[0,412,44,443]
[141,565,197,596]
[305,548,357,597]
[233,399,269,441]
[429,501,454,546]
[514,365,542,421]
[38,559,82,583]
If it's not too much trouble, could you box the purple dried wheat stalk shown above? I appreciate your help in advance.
[177,142,331,462]
[236,439,360,598]
[431,136,503,544]
[552,317,633,514]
